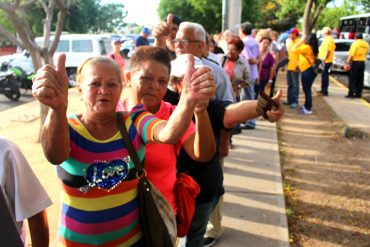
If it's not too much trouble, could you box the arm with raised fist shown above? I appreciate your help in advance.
[32,54,70,164]
[154,54,216,144]
[153,14,173,48]
[223,90,285,129]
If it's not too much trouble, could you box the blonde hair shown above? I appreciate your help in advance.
[256,29,271,43]
[322,27,332,36]
[76,56,122,85]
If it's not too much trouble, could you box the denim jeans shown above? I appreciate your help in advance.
[287,71,300,104]
[241,80,256,127]
[321,63,332,94]
[184,196,221,247]
[301,67,317,111]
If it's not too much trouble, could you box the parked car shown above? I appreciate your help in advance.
[120,34,154,59]
[319,38,355,73]
[363,55,370,88]
[35,34,112,82]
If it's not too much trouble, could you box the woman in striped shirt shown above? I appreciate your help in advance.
[31,53,215,246]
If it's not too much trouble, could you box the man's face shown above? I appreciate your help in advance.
[174,27,204,57]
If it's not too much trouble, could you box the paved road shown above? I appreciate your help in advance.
[0,90,34,111]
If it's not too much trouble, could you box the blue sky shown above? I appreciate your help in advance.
[101,0,160,26]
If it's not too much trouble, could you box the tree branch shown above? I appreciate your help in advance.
[0,26,24,48]
[50,0,70,55]
[20,0,37,9]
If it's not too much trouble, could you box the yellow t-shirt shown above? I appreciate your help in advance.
[349,39,370,61]
[294,44,315,72]
[318,36,336,63]
[287,38,300,71]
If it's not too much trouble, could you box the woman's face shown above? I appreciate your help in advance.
[78,62,122,116]
[260,38,270,51]
[129,60,169,113]
[228,44,240,60]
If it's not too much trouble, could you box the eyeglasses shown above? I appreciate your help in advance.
[172,39,202,45]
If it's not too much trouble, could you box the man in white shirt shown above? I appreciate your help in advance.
[0,136,52,247]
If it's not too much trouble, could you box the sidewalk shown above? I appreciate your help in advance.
[313,76,370,138]
[218,120,290,247]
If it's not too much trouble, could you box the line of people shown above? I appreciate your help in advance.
[3,14,286,247]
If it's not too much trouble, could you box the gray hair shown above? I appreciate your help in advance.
[179,22,206,42]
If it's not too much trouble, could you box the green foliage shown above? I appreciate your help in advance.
[360,0,370,11]
[158,0,222,33]
[316,5,359,30]
[0,0,127,37]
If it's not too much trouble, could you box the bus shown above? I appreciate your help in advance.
[339,13,370,42]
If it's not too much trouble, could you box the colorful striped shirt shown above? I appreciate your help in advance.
[56,105,164,246]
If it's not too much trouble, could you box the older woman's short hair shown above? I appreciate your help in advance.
[227,36,244,52]
[179,22,206,42]
[322,27,332,35]
[130,46,171,74]
[76,56,121,84]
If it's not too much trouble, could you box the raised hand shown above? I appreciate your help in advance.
[181,54,216,104]
[266,89,285,122]
[32,54,69,111]
[152,13,173,48]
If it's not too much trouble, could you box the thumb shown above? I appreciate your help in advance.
[56,53,69,86]
[166,13,173,25]
[183,54,195,89]
[272,89,283,101]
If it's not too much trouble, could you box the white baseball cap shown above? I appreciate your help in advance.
[170,54,204,78]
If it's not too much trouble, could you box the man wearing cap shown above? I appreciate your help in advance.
[135,26,151,47]
[345,33,369,98]
[318,27,336,96]
[286,27,301,108]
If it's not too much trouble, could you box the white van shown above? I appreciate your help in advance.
[35,34,112,81]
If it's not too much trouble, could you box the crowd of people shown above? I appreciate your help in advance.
[6,10,369,247]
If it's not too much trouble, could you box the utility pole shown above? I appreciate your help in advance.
[222,0,229,32]
[222,0,242,33]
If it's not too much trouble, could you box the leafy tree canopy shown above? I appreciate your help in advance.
[0,0,127,37]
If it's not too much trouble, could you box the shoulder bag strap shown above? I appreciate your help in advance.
[116,112,144,171]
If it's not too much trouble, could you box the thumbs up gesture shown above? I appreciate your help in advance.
[152,13,173,48]
[32,54,69,111]
[182,54,216,103]
[265,89,285,122]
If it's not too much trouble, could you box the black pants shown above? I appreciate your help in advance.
[348,61,365,97]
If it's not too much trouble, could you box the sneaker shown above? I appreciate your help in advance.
[242,123,256,129]
[345,95,355,99]
[204,237,217,247]
[298,106,312,115]
[290,103,298,109]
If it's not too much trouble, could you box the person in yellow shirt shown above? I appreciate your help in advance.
[345,33,370,98]
[292,33,319,115]
[286,28,301,109]
[318,27,336,96]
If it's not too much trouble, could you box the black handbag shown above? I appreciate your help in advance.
[116,112,177,247]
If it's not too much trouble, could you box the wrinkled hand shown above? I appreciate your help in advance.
[152,13,173,47]
[32,54,69,111]
[266,89,285,122]
[182,54,216,105]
